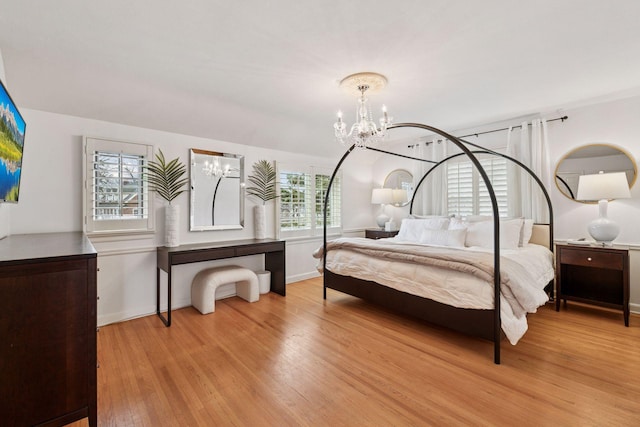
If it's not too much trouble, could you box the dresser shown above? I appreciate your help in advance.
[555,243,629,326]
[0,232,98,426]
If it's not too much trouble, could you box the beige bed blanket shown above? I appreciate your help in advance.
[313,237,549,318]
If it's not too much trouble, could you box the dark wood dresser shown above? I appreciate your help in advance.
[0,232,98,426]
[556,243,629,326]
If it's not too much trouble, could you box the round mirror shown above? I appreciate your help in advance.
[383,169,413,207]
[555,144,636,203]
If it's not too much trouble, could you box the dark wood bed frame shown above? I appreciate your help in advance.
[325,269,496,341]
[322,122,554,364]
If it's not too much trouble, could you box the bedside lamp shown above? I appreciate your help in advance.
[576,171,631,245]
[392,189,409,206]
[371,188,393,229]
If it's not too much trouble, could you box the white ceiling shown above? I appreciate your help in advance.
[1,0,640,158]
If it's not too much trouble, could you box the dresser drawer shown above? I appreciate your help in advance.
[559,248,623,270]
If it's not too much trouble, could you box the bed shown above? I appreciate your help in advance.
[320,122,554,364]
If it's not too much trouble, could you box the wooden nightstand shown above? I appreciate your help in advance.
[365,229,399,239]
[556,243,629,326]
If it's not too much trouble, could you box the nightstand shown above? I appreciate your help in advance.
[556,243,629,326]
[365,229,399,239]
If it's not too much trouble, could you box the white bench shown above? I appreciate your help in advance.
[191,265,259,314]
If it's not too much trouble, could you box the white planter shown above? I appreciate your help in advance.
[165,204,180,247]
[254,204,266,239]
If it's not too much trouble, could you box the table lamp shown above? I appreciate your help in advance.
[392,189,409,206]
[576,171,631,245]
[371,188,393,229]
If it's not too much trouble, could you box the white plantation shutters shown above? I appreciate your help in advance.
[447,161,474,217]
[279,168,312,236]
[315,172,341,230]
[447,157,508,217]
[478,158,508,217]
[83,137,154,234]
[277,164,341,238]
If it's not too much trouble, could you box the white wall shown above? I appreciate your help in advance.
[11,108,373,325]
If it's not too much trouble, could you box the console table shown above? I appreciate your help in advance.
[157,238,286,326]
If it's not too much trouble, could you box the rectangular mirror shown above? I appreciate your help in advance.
[190,149,244,231]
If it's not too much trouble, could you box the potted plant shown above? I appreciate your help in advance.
[246,160,278,239]
[146,149,189,247]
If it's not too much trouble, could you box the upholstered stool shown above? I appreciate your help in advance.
[191,265,259,314]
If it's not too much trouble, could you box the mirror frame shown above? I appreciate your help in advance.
[383,168,414,207]
[189,148,244,231]
[554,143,637,204]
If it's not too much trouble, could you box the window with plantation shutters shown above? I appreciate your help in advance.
[277,164,341,238]
[315,173,341,229]
[83,137,154,235]
[446,157,508,217]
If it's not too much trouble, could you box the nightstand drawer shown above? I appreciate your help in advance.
[559,248,623,270]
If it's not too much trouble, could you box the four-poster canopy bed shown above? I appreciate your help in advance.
[318,122,554,364]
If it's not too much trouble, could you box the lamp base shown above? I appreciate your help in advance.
[376,213,390,229]
[587,216,620,246]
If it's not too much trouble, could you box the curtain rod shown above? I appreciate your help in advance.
[407,115,568,148]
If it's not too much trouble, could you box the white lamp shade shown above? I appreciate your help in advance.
[576,172,631,201]
[371,188,393,204]
[392,189,408,205]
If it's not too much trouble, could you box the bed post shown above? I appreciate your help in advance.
[323,144,356,299]
[386,123,502,364]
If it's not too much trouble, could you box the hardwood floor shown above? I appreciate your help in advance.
[72,277,639,426]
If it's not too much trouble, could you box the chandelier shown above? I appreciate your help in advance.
[334,72,392,148]
[202,159,230,178]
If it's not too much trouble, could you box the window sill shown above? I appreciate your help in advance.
[86,230,156,243]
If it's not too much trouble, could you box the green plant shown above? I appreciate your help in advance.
[246,160,278,205]
[145,149,189,204]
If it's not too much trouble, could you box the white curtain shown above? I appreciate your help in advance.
[506,119,551,222]
[412,139,448,215]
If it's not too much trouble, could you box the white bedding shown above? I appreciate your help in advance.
[318,237,554,345]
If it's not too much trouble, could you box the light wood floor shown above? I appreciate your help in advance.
[73,277,640,426]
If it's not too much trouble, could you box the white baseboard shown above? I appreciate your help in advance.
[630,302,640,315]
[98,283,239,326]
[287,271,321,284]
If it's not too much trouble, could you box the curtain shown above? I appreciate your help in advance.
[506,119,551,222]
[412,139,448,215]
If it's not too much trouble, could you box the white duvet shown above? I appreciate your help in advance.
[317,237,554,345]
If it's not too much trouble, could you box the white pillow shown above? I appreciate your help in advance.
[396,217,450,242]
[448,217,467,230]
[419,228,467,247]
[465,218,523,250]
[519,219,534,246]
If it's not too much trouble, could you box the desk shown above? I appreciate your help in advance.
[157,238,286,326]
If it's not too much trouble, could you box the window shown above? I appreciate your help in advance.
[277,164,341,238]
[447,157,508,217]
[83,137,154,235]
